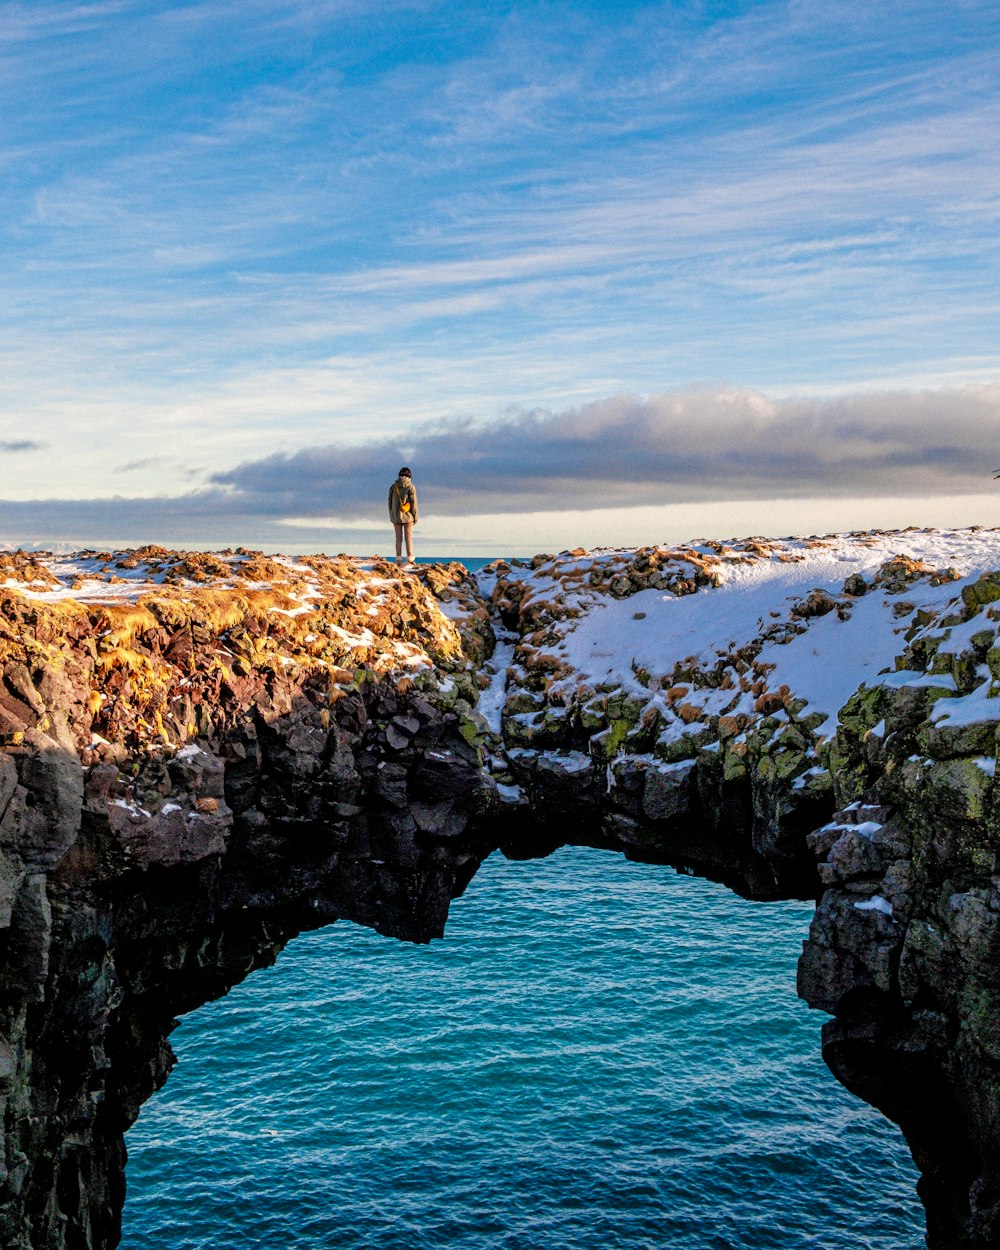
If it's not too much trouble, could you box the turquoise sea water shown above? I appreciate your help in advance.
[121,846,925,1250]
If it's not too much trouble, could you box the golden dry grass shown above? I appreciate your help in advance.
[0,549,476,751]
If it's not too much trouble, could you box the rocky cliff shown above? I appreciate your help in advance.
[2,532,1000,1248]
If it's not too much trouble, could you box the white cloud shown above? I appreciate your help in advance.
[0,0,997,522]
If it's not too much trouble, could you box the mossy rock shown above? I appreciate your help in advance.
[458,715,489,750]
[504,689,545,716]
[882,681,961,734]
[902,632,942,667]
[915,756,995,827]
[589,717,632,765]
[899,918,951,1007]
[826,735,869,805]
[917,718,999,761]
[722,744,749,782]
[950,652,982,692]
[744,716,782,754]
[606,692,646,723]
[838,684,887,737]
[451,673,480,704]
[962,572,1000,614]
[541,706,570,737]
[653,725,716,763]
[578,699,608,731]
[958,983,1000,1064]
[804,768,833,800]
[756,746,810,784]
[777,724,810,753]
[503,710,568,749]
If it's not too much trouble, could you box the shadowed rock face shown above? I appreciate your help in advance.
[797,619,1000,1248]
[1,688,496,1250]
[0,554,499,1248]
[3,541,1000,1248]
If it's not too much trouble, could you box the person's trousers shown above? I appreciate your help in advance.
[394,521,414,561]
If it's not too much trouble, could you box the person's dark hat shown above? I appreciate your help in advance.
[399,467,412,477]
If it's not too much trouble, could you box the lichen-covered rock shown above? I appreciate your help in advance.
[799,589,1000,1247]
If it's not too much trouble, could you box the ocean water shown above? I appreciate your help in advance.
[121,846,925,1250]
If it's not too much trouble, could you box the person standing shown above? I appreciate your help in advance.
[388,466,418,567]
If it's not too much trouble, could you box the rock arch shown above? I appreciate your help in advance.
[2,542,1000,1247]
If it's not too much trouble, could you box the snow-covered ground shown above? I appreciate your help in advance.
[552,552,970,726]
[6,529,1000,736]
[478,528,1000,740]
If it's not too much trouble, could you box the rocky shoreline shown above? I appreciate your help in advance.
[2,531,1000,1247]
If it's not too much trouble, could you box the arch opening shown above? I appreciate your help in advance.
[121,847,922,1250]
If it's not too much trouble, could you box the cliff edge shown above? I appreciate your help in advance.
[2,530,1000,1247]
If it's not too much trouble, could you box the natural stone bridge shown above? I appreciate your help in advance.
[1,535,999,1249]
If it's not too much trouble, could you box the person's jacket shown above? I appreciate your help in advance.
[388,476,418,524]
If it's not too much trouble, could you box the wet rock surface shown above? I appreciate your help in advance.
[2,534,1000,1247]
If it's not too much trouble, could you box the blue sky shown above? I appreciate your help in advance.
[1,0,999,553]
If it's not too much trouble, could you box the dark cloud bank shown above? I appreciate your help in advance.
[2,386,998,545]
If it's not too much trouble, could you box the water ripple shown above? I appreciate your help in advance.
[122,847,924,1250]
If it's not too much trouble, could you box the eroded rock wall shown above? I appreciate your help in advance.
[3,537,1000,1248]
[799,572,1000,1248]
[0,556,497,1248]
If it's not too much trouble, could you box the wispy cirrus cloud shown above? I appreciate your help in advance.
[0,0,998,526]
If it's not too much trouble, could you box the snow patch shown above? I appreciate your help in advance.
[854,895,894,917]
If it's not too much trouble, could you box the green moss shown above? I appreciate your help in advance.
[541,706,569,736]
[961,573,1000,614]
[917,719,998,760]
[722,745,748,782]
[837,683,885,737]
[756,746,809,784]
[827,736,869,805]
[948,652,980,692]
[653,725,716,763]
[910,758,996,847]
[458,717,486,748]
[504,690,544,715]
[959,984,1000,1063]
[606,692,646,723]
[502,711,549,748]
[578,699,608,731]
[590,718,632,765]
[778,724,809,752]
